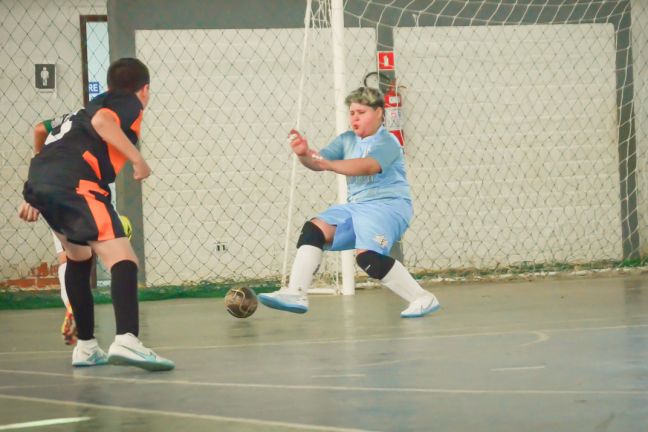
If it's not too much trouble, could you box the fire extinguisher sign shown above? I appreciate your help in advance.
[377,51,395,70]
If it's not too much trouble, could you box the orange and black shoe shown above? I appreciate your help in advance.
[61,308,77,346]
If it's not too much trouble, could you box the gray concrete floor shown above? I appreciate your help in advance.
[1,276,647,431]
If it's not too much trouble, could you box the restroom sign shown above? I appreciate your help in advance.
[35,64,56,91]
[377,52,395,70]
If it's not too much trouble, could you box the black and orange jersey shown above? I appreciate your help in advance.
[28,91,143,189]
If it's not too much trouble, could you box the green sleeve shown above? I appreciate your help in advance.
[42,119,54,133]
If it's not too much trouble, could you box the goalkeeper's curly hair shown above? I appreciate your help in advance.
[345,86,384,110]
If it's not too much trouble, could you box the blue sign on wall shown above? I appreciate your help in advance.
[88,81,101,98]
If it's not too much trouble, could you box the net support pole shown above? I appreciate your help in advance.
[331,0,355,295]
[281,0,313,289]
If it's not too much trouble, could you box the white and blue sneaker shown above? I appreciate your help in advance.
[107,333,175,372]
[258,291,308,314]
[72,339,108,367]
[401,294,441,318]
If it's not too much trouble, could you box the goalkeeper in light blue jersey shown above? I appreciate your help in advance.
[259,87,440,318]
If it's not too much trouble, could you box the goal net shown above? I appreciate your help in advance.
[108,0,648,287]
[306,0,647,283]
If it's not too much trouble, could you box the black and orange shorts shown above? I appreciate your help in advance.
[23,180,127,245]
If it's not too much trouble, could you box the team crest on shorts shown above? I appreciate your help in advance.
[373,234,388,248]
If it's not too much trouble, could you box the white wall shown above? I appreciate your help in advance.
[396,24,621,271]
[136,28,376,285]
[0,0,105,281]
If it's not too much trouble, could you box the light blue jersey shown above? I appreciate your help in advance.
[316,127,413,254]
[319,127,411,203]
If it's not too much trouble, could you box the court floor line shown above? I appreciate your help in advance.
[0,417,90,431]
[0,383,105,391]
[0,354,69,363]
[0,350,69,357]
[354,358,415,368]
[312,374,366,378]
[0,394,375,432]
[517,331,550,347]
[491,366,546,372]
[145,322,648,351]
[1,322,646,357]
[1,369,647,396]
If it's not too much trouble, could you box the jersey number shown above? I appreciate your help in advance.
[44,113,75,146]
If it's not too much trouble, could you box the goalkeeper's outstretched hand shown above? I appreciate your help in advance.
[288,129,309,156]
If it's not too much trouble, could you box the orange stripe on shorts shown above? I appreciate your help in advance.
[75,180,115,241]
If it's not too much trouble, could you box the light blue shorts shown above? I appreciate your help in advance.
[316,198,412,255]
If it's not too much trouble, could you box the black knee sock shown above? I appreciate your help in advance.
[65,257,94,340]
[111,260,139,336]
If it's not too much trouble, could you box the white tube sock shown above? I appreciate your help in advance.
[76,338,98,347]
[287,245,323,295]
[58,262,70,310]
[380,260,428,302]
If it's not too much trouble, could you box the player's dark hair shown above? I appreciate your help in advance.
[107,58,150,93]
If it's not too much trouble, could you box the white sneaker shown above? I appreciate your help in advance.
[107,333,175,372]
[258,290,308,314]
[72,339,108,367]
[401,294,441,318]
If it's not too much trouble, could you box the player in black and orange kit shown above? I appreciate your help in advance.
[19,58,174,371]
[34,117,134,346]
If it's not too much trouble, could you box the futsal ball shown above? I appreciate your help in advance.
[224,287,258,318]
[119,215,133,240]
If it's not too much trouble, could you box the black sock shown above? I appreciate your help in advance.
[65,257,94,340]
[111,260,139,336]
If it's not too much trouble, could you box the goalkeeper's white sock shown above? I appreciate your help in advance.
[287,245,323,295]
[380,260,428,302]
[58,262,71,310]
